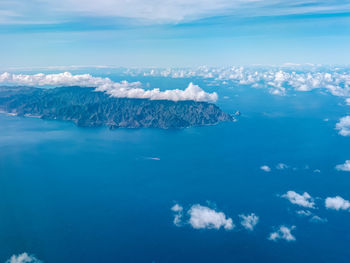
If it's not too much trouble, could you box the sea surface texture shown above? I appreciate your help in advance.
[1,75,349,263]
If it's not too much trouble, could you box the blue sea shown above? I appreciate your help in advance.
[1,76,350,263]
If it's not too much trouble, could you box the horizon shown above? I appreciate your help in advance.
[1,1,350,68]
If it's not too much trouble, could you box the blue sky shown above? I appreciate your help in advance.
[1,0,350,68]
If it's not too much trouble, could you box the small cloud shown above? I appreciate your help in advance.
[188,204,234,230]
[268,225,296,242]
[309,215,327,223]
[239,213,259,231]
[335,160,350,172]
[296,210,312,217]
[325,196,350,211]
[5,253,41,263]
[260,165,271,172]
[146,157,161,161]
[336,116,350,136]
[281,191,315,208]
[276,163,288,170]
[171,203,183,227]
[313,169,321,173]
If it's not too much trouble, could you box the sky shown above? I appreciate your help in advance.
[1,0,350,68]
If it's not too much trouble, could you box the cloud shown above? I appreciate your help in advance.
[296,210,312,217]
[296,210,327,223]
[6,0,350,25]
[268,225,296,242]
[5,253,41,263]
[281,191,315,208]
[309,215,327,223]
[336,116,350,136]
[260,165,271,172]
[325,196,350,211]
[239,213,259,231]
[171,203,184,226]
[335,160,350,171]
[0,72,218,102]
[188,204,234,230]
[276,163,288,170]
[142,66,350,98]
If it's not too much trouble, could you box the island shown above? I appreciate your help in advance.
[0,86,236,129]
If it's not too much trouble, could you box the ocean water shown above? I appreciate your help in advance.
[1,79,350,263]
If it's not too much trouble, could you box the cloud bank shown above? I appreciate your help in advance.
[239,213,259,231]
[282,191,315,208]
[188,204,234,230]
[268,225,296,242]
[0,72,218,102]
[142,66,350,97]
[5,253,41,263]
[325,196,350,211]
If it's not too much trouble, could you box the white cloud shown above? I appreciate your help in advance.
[296,210,327,223]
[5,253,41,263]
[188,204,234,230]
[268,225,296,242]
[296,210,312,217]
[260,165,271,172]
[336,116,350,136]
[239,213,259,231]
[141,66,350,98]
[276,163,288,170]
[171,203,184,226]
[281,191,315,208]
[0,72,218,102]
[6,0,350,25]
[325,196,350,211]
[309,215,327,223]
[335,160,350,172]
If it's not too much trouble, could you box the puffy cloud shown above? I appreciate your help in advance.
[5,253,41,263]
[239,213,259,231]
[281,191,315,208]
[97,82,218,102]
[260,165,271,172]
[171,203,184,226]
[188,204,234,230]
[0,72,217,102]
[335,160,350,171]
[268,225,296,242]
[325,196,350,211]
[141,66,350,97]
[336,116,350,136]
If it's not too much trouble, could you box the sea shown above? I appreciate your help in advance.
[1,75,350,263]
